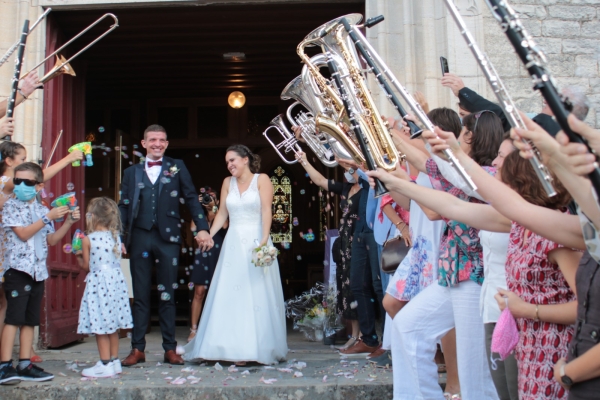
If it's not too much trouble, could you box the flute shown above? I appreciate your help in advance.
[4,20,30,140]
[444,0,556,197]
[485,0,600,197]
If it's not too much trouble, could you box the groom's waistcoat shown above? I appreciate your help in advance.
[134,172,158,230]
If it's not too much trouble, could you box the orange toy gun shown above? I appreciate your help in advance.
[68,142,93,167]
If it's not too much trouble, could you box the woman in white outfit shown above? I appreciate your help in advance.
[183,144,288,365]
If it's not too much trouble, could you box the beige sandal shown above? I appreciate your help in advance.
[187,327,197,342]
[336,336,358,351]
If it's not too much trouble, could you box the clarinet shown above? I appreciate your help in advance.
[340,16,477,192]
[4,20,30,140]
[325,52,388,197]
[444,0,556,197]
[485,0,600,196]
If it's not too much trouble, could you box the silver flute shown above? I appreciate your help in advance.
[347,23,477,191]
[444,0,556,197]
[0,8,51,68]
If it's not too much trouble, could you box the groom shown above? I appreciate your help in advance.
[119,124,212,366]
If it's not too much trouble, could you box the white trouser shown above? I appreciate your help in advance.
[391,280,499,400]
[382,313,392,350]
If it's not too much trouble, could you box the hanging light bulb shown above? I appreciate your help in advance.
[228,91,246,109]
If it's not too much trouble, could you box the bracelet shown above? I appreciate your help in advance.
[534,304,540,321]
[18,88,28,99]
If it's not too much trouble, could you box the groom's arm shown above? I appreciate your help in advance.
[178,161,209,233]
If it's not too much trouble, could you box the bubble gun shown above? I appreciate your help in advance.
[68,142,93,167]
[71,229,85,254]
[50,192,77,222]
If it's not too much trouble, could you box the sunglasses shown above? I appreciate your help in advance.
[13,177,40,187]
[472,110,495,133]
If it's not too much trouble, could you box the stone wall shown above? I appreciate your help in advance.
[481,0,600,127]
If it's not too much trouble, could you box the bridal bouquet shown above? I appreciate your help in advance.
[251,241,279,267]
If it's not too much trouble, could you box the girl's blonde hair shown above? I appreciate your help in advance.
[85,197,122,257]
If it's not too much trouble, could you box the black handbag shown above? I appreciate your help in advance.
[380,223,410,274]
[332,237,342,265]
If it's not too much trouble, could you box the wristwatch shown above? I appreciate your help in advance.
[560,363,574,387]
[41,215,51,225]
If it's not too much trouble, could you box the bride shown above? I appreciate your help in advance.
[183,144,288,365]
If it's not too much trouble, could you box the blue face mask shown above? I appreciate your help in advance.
[13,183,38,202]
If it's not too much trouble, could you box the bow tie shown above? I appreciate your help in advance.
[147,160,162,168]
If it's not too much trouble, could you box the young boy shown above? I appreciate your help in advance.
[0,163,80,385]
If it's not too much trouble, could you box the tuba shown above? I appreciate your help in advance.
[297,14,401,173]
[281,72,358,167]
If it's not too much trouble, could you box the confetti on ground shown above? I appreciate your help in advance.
[241,370,250,375]
[188,377,201,384]
[293,371,303,378]
[156,362,162,366]
[181,367,195,373]
[293,362,307,370]
[161,372,169,375]
[228,365,238,373]
[259,376,277,385]
[214,362,223,371]
[277,368,293,373]
[263,366,275,370]
[223,376,236,382]
[170,376,187,385]
[164,377,173,380]
[322,375,328,382]
[349,361,359,365]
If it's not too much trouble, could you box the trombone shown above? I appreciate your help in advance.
[263,115,304,165]
[21,13,119,84]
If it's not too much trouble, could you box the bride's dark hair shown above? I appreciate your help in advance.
[226,144,261,173]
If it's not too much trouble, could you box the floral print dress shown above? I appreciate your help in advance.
[386,173,446,301]
[506,222,576,400]
[329,180,361,320]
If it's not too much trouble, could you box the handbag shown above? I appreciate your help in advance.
[380,222,410,274]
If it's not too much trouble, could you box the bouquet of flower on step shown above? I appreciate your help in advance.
[251,239,279,267]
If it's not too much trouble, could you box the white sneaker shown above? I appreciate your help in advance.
[81,361,115,378]
[111,359,122,374]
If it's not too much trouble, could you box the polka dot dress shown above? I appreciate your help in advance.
[77,231,133,335]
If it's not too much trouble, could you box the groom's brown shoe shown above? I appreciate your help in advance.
[122,348,145,367]
[164,350,184,365]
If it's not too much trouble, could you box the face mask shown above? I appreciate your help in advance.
[344,171,356,183]
[14,183,38,202]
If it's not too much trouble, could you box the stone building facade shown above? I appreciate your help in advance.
[1,0,599,162]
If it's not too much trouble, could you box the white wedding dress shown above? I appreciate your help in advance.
[183,174,288,365]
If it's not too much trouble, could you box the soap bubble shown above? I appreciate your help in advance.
[142,252,149,258]
[292,217,299,226]
[166,228,171,233]
[24,285,31,292]
[11,290,18,297]
[180,279,185,284]
[98,126,105,133]
[160,292,170,301]
[172,258,177,265]
[172,283,179,289]
[123,199,130,205]
[170,190,178,197]
[297,255,302,260]
[66,182,74,191]
[48,192,54,198]
[179,198,185,204]
[133,144,138,149]
[195,154,199,158]
[281,242,290,250]
[188,282,194,290]
[63,244,72,253]
[138,183,145,189]
[98,187,103,191]
[300,189,305,195]
[157,284,165,291]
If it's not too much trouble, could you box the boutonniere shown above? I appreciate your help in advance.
[165,164,180,177]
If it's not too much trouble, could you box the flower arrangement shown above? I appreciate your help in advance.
[251,241,279,267]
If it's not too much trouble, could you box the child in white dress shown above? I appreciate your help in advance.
[75,197,132,378]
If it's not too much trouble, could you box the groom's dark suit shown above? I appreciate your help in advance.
[119,156,208,352]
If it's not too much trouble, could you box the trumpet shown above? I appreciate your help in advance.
[444,0,555,196]
[21,13,118,84]
[262,114,303,165]
[0,9,51,68]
